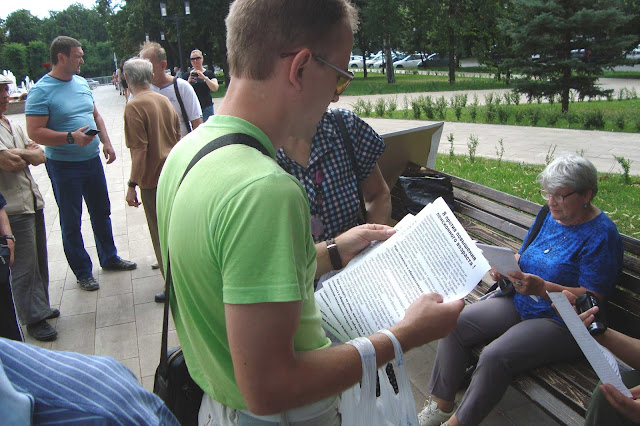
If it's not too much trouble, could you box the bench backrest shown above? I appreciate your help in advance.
[390,164,640,339]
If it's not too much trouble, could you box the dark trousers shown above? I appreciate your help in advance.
[585,370,640,426]
[45,156,118,280]
[0,245,23,341]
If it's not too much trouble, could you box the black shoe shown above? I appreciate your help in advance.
[155,292,166,303]
[45,308,60,319]
[151,262,160,270]
[78,276,100,291]
[27,320,58,341]
[103,257,137,271]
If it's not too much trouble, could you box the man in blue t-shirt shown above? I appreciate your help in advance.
[25,36,136,291]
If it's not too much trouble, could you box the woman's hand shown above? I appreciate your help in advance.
[488,268,506,282]
[507,271,546,297]
[599,384,640,423]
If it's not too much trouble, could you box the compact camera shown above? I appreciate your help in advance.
[190,72,198,78]
[575,291,607,336]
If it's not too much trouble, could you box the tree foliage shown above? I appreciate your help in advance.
[1,43,28,82]
[504,0,637,112]
[5,10,42,45]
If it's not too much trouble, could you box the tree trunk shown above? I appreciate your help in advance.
[358,37,368,79]
[448,0,456,84]
[384,38,395,84]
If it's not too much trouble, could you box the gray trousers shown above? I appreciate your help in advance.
[141,188,163,276]
[8,210,52,325]
[429,296,581,426]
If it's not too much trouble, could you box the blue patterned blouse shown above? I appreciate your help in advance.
[516,209,623,322]
[276,109,385,242]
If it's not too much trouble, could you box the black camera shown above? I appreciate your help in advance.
[575,291,607,336]
[190,72,198,78]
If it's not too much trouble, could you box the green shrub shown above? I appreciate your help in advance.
[352,99,366,116]
[448,133,455,159]
[435,96,448,120]
[497,105,510,123]
[528,108,541,126]
[514,108,524,123]
[362,100,373,116]
[411,98,422,119]
[582,110,605,129]
[545,109,561,126]
[467,135,479,163]
[613,113,625,130]
[422,96,435,119]
[510,91,521,105]
[387,97,397,117]
[485,105,496,122]
[374,98,386,117]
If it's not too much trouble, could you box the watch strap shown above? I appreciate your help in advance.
[66,131,74,144]
[326,238,343,270]
[127,180,138,188]
[1,235,15,242]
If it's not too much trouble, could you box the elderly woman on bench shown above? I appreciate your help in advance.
[419,153,624,426]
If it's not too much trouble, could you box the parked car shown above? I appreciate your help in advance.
[369,52,403,68]
[571,48,591,62]
[626,45,640,63]
[349,54,364,68]
[393,53,426,69]
[418,53,451,68]
[86,79,99,90]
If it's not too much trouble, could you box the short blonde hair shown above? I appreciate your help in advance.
[226,0,358,80]
[139,41,167,64]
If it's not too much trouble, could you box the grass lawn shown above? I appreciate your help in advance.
[212,70,512,98]
[355,97,640,133]
[435,155,640,237]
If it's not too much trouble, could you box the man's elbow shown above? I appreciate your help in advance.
[239,376,296,415]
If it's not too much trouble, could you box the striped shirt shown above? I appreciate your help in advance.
[0,337,179,425]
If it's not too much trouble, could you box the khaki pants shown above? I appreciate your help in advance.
[141,188,163,276]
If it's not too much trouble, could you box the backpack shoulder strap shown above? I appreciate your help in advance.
[173,77,192,134]
[522,204,550,253]
[158,133,269,373]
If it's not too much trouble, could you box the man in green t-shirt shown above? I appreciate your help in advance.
[157,0,465,423]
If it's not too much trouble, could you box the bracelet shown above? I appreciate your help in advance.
[127,180,138,188]
[326,238,343,270]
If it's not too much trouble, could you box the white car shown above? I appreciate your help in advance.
[86,79,99,90]
[627,46,640,63]
[349,55,364,68]
[393,54,426,69]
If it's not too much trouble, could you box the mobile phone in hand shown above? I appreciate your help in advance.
[85,129,101,136]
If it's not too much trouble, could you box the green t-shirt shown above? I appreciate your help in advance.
[157,115,330,409]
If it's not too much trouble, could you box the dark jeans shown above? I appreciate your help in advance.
[0,243,23,341]
[202,104,214,123]
[45,156,118,280]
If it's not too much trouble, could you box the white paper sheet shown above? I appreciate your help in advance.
[547,291,631,397]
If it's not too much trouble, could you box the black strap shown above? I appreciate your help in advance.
[485,204,549,295]
[158,133,270,375]
[332,109,367,222]
[173,77,192,134]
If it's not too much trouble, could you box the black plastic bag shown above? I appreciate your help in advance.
[398,174,455,215]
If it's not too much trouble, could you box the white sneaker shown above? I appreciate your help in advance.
[417,396,456,426]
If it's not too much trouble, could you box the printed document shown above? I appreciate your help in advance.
[315,197,490,341]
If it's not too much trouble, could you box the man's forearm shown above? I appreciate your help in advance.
[26,126,69,146]
[0,208,11,236]
[94,113,112,146]
[128,148,147,184]
[598,328,640,370]
[191,118,203,130]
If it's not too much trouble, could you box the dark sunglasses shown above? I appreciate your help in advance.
[190,56,202,61]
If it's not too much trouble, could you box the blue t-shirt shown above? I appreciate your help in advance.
[25,74,100,161]
[516,210,623,321]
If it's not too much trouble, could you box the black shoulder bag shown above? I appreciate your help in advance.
[153,133,269,426]
[332,109,367,222]
[173,77,192,134]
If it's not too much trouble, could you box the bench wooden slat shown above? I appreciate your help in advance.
[454,188,537,229]
[455,202,529,242]
[511,376,584,426]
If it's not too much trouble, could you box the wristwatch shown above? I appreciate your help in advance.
[326,238,343,270]
[66,131,74,144]
[1,235,15,242]
[127,180,138,188]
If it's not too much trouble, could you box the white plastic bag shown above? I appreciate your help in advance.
[341,331,419,426]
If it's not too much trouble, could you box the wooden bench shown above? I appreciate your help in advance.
[389,163,640,426]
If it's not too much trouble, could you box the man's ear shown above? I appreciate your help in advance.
[288,49,313,91]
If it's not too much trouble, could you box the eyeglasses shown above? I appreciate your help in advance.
[190,57,202,61]
[313,55,354,95]
[280,52,354,95]
[539,189,577,203]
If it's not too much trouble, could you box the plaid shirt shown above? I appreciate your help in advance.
[277,109,385,242]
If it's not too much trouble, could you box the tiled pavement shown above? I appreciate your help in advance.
[11,85,563,424]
